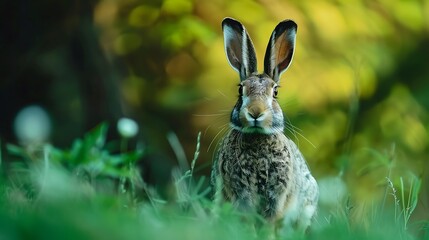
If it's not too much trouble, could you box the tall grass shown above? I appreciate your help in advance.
[0,124,427,240]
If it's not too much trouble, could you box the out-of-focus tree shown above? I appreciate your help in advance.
[0,0,122,145]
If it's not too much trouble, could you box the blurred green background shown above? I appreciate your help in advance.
[1,0,428,232]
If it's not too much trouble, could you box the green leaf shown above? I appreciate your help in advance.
[84,122,109,149]
[409,177,421,214]
[6,144,27,158]
[121,150,144,165]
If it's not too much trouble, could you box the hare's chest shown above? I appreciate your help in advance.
[219,141,292,199]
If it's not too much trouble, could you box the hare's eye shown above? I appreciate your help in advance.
[238,85,243,96]
[273,86,279,98]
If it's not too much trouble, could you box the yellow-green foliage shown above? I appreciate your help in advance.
[92,0,428,218]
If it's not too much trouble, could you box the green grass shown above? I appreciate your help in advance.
[0,123,427,240]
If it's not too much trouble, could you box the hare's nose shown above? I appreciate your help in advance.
[247,111,264,120]
[246,105,265,121]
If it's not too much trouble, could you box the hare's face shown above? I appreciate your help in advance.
[223,18,297,135]
[231,75,284,134]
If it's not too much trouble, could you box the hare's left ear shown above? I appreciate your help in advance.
[263,20,297,82]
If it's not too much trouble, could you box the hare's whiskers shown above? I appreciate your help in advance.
[192,113,229,117]
[292,129,316,149]
[207,125,229,153]
[204,117,229,138]
[284,117,316,149]
[192,110,229,137]
[284,116,299,144]
[217,89,233,100]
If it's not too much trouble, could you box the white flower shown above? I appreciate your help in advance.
[117,118,139,138]
[14,105,51,144]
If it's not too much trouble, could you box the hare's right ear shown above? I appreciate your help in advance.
[222,18,257,81]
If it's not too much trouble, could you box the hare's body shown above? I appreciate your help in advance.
[211,17,318,231]
[214,129,318,227]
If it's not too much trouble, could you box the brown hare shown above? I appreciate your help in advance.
[211,17,319,232]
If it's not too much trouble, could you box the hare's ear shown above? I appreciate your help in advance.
[222,18,257,81]
[263,20,297,82]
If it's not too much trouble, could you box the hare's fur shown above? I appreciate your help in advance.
[211,17,318,231]
[214,129,318,229]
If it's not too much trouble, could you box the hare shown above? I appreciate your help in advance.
[211,18,319,232]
